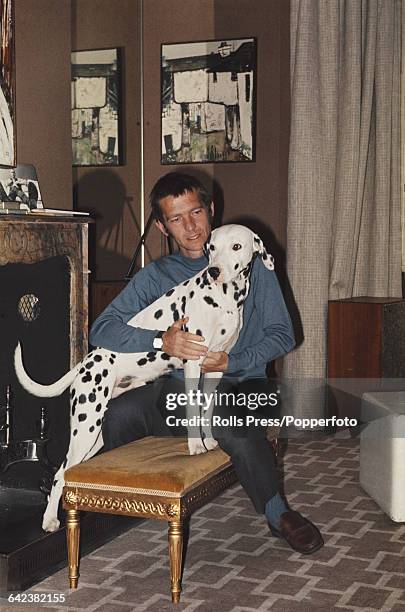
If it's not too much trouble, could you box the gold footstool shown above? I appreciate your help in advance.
[62,436,237,603]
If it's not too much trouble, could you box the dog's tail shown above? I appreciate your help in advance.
[14,342,81,398]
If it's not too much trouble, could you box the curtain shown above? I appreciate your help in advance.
[283,0,402,418]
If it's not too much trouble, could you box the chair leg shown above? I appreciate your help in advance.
[66,508,80,588]
[168,519,183,603]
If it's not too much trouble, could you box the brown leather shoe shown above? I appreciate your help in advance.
[270,510,324,555]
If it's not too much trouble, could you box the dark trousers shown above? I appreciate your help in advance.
[102,376,280,513]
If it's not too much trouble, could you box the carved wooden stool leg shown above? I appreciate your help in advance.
[66,508,80,588]
[168,519,183,603]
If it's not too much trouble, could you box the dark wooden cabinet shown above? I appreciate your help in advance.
[328,297,405,378]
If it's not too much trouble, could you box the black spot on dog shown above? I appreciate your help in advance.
[154,309,163,319]
[203,296,219,307]
[137,357,147,366]
[168,363,175,370]
[79,367,85,374]
[221,328,226,335]
[73,429,78,436]
[161,352,170,360]
[95,373,102,384]
[147,352,156,362]
[118,381,131,388]
[85,361,94,369]
[254,237,260,244]
[109,358,114,364]
[181,296,186,313]
[104,387,109,397]
[89,425,95,433]
[173,309,180,321]
[237,300,244,308]
[102,369,108,377]
[94,354,102,362]
[96,403,102,412]
[53,479,58,486]
[210,244,215,251]
[71,388,76,399]
[62,458,67,468]
[196,277,200,285]
[262,251,268,260]
[183,279,189,286]
[166,288,175,296]
[111,353,116,358]
[196,329,203,336]
[78,413,87,422]
[182,359,188,364]
[234,263,239,270]
[170,302,177,311]
[81,372,91,383]
[79,394,86,404]
[96,419,102,426]
[189,290,195,298]
[222,283,227,294]
[89,393,96,402]
[233,292,239,301]
[97,386,102,391]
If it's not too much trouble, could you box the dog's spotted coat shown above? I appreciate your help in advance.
[15,225,274,532]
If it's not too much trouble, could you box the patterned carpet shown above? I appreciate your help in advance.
[4,434,405,612]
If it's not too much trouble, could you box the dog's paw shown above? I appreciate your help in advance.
[187,438,207,455]
[42,513,60,532]
[203,436,218,451]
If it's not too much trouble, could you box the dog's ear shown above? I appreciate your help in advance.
[253,234,274,271]
[203,234,211,260]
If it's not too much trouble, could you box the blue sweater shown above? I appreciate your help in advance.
[89,252,295,380]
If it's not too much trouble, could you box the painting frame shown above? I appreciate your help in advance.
[71,47,122,167]
[0,0,16,167]
[161,37,256,165]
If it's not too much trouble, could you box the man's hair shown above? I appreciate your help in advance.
[150,172,212,222]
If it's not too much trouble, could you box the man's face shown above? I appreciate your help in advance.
[155,189,213,259]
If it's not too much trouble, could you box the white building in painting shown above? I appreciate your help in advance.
[161,40,254,161]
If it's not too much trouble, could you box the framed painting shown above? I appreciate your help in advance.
[0,0,15,166]
[161,37,256,164]
[71,48,121,166]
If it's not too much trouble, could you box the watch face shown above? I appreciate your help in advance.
[153,337,163,349]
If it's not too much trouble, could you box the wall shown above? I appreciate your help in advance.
[15,0,72,210]
[72,0,142,281]
[143,0,290,270]
[13,0,290,281]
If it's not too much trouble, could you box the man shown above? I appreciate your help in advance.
[90,172,323,555]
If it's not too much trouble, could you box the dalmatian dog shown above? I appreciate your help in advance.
[14,224,274,532]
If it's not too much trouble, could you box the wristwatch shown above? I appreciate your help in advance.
[153,332,164,350]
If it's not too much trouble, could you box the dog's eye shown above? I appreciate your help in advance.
[209,244,215,251]
[232,243,242,251]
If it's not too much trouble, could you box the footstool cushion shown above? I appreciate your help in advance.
[64,436,233,497]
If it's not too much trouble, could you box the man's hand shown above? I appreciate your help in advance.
[201,351,229,373]
[162,317,208,360]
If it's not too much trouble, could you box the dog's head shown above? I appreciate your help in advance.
[204,224,274,283]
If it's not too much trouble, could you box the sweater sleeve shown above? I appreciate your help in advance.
[89,264,163,353]
[226,261,295,374]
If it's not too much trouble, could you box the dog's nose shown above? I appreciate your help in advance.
[208,267,220,280]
